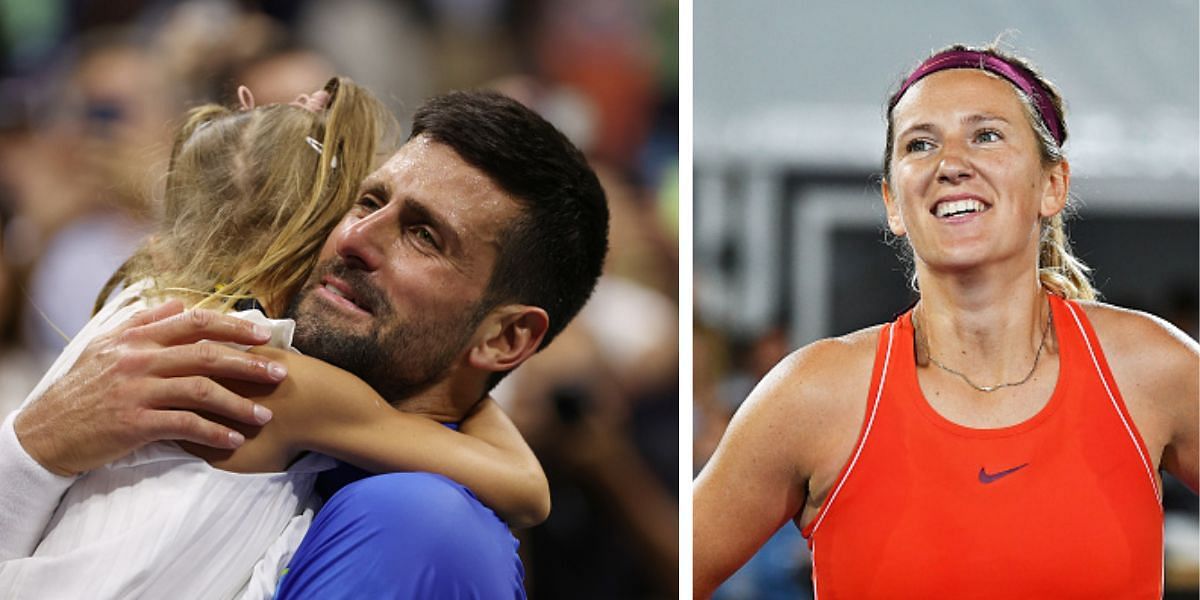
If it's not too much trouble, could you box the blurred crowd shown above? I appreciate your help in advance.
[0,1,678,597]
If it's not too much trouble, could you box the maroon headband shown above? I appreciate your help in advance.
[889,50,1065,146]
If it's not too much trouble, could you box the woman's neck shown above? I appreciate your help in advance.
[913,263,1050,384]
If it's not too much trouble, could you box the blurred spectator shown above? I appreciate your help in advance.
[233,47,333,105]
[693,322,731,471]
[296,0,436,123]
[532,0,658,173]
[153,0,273,105]
[0,195,40,416]
[20,33,164,364]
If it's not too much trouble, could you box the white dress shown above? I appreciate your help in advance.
[0,282,335,599]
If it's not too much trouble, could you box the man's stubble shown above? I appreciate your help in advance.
[285,258,488,406]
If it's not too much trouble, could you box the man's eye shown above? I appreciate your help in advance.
[411,226,438,248]
[356,195,382,211]
[905,138,934,153]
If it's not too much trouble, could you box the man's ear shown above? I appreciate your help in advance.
[468,305,550,373]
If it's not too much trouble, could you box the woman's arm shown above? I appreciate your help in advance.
[1086,304,1199,493]
[693,354,810,598]
[1150,316,1200,493]
[205,347,550,529]
[693,332,874,599]
[1133,312,1197,491]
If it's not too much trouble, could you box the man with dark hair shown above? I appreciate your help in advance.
[287,90,609,400]
[412,92,609,352]
[0,90,608,597]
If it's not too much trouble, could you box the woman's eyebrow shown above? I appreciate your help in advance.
[963,113,1010,126]
[897,114,1012,139]
[897,122,937,139]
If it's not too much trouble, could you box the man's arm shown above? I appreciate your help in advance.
[0,299,289,559]
[0,412,75,560]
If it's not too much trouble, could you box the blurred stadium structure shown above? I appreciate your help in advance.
[694,2,1198,598]
[0,1,678,598]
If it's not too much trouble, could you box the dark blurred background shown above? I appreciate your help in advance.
[693,2,1198,599]
[0,1,679,598]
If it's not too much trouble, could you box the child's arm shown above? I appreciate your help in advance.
[456,395,551,526]
[208,347,550,529]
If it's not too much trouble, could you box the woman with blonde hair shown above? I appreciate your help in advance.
[694,44,1197,598]
[1,77,546,598]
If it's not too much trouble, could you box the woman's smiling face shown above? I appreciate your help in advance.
[883,68,1067,276]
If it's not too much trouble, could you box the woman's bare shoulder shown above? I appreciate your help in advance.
[713,323,885,492]
[734,324,885,444]
[1077,301,1197,468]
[769,324,885,394]
[1077,301,1198,363]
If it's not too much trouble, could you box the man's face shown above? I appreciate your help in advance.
[287,135,520,404]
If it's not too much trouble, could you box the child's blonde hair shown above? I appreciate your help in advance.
[96,77,396,315]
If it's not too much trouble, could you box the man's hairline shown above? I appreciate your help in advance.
[356,134,536,334]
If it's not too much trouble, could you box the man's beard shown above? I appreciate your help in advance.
[285,259,488,405]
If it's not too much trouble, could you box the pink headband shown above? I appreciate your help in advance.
[889,50,1065,146]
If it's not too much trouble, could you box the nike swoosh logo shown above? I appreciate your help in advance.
[978,463,1029,484]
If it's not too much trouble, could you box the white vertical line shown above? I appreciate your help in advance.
[811,541,820,600]
[808,322,895,537]
[1062,302,1161,502]
[679,1,694,597]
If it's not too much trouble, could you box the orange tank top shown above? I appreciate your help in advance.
[801,295,1163,599]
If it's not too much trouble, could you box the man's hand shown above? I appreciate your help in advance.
[13,299,289,476]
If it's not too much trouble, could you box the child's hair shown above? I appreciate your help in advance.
[95,77,396,315]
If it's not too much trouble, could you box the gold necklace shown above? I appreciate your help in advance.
[916,299,1052,393]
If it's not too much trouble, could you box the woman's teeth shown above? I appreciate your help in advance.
[935,199,985,218]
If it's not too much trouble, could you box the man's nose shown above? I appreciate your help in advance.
[334,207,394,271]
